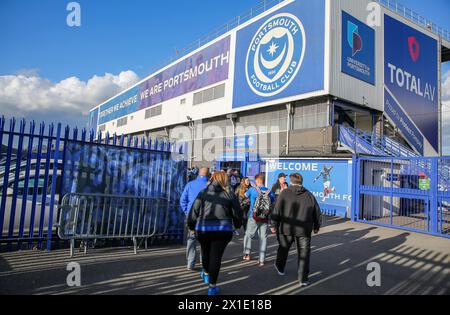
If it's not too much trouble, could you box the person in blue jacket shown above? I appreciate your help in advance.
[180,167,210,270]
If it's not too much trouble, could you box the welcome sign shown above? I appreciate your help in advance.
[98,36,231,124]
[384,14,439,155]
[266,159,352,218]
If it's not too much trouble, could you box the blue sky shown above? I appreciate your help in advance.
[0,0,448,81]
[0,0,255,82]
[0,0,449,152]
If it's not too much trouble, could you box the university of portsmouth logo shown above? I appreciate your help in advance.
[347,21,363,56]
[408,36,420,62]
[245,13,306,97]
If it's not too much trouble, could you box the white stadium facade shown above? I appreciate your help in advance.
[89,0,450,177]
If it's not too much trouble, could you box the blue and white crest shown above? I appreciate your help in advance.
[246,13,306,97]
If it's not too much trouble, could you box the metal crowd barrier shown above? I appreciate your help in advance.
[57,193,171,257]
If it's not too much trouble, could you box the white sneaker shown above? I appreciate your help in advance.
[274,264,286,276]
[300,281,310,288]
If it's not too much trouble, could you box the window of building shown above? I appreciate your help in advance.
[117,117,128,127]
[293,103,328,130]
[145,105,163,119]
[193,92,203,106]
[203,88,214,103]
[238,108,288,133]
[193,83,226,106]
[214,83,225,99]
[180,98,186,105]
[98,125,106,132]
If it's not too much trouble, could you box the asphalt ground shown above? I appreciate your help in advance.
[0,216,449,295]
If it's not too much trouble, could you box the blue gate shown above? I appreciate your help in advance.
[0,116,187,251]
[352,156,450,238]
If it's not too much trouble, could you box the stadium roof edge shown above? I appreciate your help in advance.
[91,0,450,112]
[91,0,290,112]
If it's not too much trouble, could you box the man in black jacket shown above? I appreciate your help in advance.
[270,173,322,287]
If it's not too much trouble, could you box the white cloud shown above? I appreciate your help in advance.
[443,70,450,102]
[15,68,40,77]
[0,71,140,123]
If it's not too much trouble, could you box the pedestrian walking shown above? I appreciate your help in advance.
[243,173,274,267]
[271,173,322,287]
[235,177,251,232]
[187,171,243,296]
[180,167,210,270]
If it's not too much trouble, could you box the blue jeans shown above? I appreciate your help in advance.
[243,218,269,263]
[186,231,198,269]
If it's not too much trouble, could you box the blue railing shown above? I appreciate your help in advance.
[0,116,188,252]
[149,0,449,79]
[339,125,419,158]
[104,0,450,99]
[145,0,286,79]
[376,0,450,41]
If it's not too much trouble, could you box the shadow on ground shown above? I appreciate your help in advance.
[0,217,449,295]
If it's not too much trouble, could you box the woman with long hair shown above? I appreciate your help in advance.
[236,177,251,232]
[187,171,243,295]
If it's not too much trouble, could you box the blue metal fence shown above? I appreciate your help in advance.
[352,156,450,238]
[0,116,187,251]
[339,125,419,158]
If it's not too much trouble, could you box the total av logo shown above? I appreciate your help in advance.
[245,13,306,97]
[387,35,436,102]
[408,36,420,62]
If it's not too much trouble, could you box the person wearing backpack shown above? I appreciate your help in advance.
[243,173,274,267]
[187,171,243,296]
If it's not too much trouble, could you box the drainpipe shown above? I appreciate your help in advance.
[227,114,237,138]
[187,116,195,169]
[227,114,238,166]
[286,103,293,156]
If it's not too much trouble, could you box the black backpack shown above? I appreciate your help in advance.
[252,188,273,223]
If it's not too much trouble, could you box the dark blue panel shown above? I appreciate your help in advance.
[341,11,376,85]
[384,14,439,153]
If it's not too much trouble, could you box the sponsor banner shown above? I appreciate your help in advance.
[216,152,247,162]
[99,36,231,124]
[246,161,262,178]
[233,0,325,109]
[341,11,375,85]
[266,159,352,217]
[384,14,438,154]
[89,108,99,132]
[62,141,187,236]
[385,88,424,155]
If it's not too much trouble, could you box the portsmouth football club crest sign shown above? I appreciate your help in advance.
[245,13,306,97]
[233,0,325,109]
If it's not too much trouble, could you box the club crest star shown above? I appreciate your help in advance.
[267,42,279,57]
